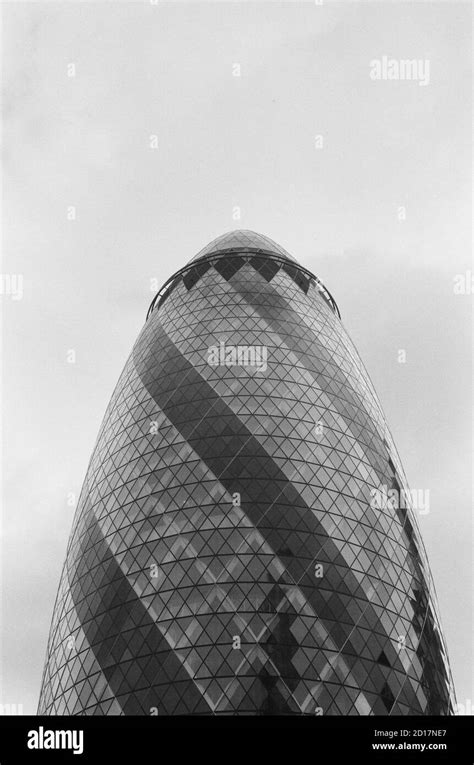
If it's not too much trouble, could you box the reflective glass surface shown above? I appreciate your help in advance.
[38,233,455,716]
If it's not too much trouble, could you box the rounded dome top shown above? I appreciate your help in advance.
[146,228,341,320]
[189,230,298,264]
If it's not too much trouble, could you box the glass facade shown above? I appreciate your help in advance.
[38,230,455,715]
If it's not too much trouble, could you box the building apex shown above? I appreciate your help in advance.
[189,229,298,264]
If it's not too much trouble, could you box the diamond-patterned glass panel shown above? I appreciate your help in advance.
[38,232,455,716]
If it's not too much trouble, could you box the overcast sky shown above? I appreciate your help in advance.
[1,0,472,714]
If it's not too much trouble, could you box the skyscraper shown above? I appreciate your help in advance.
[38,230,455,715]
